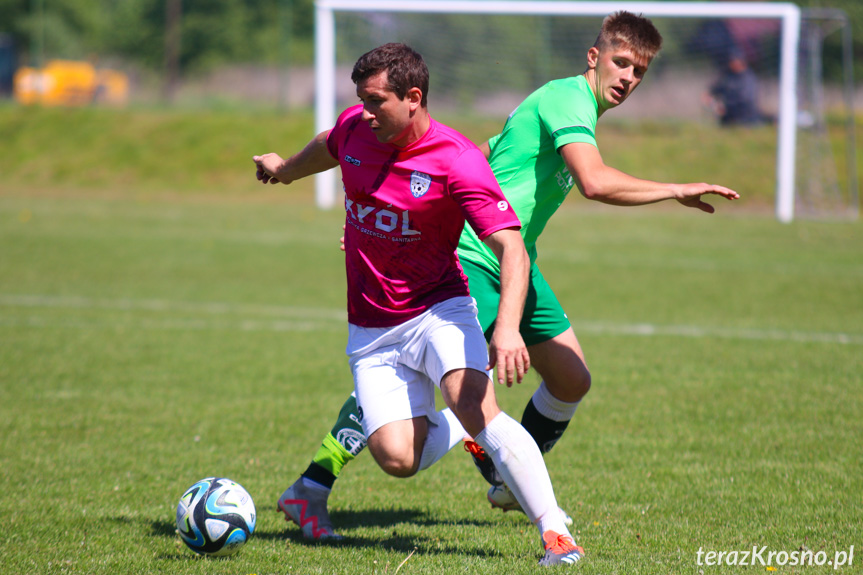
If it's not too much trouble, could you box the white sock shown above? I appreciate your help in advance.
[418,408,465,471]
[532,380,580,422]
[474,412,570,537]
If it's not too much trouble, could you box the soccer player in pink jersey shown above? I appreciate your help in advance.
[253,43,584,566]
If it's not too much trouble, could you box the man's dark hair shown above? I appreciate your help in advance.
[594,11,663,62]
[351,43,429,107]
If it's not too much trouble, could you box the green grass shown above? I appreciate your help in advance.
[3,103,860,216]
[1,187,861,574]
[0,104,318,196]
[1,104,861,573]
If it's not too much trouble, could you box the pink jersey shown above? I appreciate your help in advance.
[327,105,520,328]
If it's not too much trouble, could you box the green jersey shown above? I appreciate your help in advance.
[457,74,598,270]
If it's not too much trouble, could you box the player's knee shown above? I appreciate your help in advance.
[450,390,486,420]
[372,448,419,477]
[379,458,418,478]
[443,374,498,436]
[367,429,421,478]
[562,365,591,401]
[575,365,592,398]
[544,362,592,402]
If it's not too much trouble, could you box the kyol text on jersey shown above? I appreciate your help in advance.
[345,197,421,243]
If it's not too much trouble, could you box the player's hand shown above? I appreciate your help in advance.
[253,153,289,185]
[487,328,530,387]
[675,183,740,213]
[339,224,346,252]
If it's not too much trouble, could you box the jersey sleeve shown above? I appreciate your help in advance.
[448,147,521,240]
[325,104,363,159]
[538,83,598,151]
[486,132,503,156]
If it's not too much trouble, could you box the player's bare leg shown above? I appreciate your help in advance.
[530,328,591,403]
[366,417,428,477]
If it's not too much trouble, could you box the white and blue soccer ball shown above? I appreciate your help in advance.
[176,477,256,557]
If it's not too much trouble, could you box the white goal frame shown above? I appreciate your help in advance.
[314,0,802,223]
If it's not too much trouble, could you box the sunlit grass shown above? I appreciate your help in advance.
[1,192,860,574]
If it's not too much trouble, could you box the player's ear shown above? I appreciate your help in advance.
[586,46,600,70]
[407,86,423,110]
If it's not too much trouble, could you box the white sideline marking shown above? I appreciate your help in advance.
[0,316,340,333]
[543,250,863,278]
[1,294,861,345]
[574,320,863,346]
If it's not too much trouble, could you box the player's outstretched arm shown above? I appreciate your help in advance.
[253,130,338,186]
[672,183,740,213]
[561,142,740,212]
[482,227,530,387]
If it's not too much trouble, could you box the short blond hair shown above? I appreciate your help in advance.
[594,11,663,62]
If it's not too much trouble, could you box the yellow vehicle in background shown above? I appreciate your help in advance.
[14,59,128,106]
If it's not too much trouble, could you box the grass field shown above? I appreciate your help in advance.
[2,188,861,575]
[1,106,862,574]
[4,103,855,209]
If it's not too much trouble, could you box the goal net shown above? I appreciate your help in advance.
[794,9,858,220]
[314,1,856,222]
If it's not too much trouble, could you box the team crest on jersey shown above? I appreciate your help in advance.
[410,171,432,198]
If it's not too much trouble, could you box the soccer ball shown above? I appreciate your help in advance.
[176,477,256,557]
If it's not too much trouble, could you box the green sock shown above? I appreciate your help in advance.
[302,393,367,489]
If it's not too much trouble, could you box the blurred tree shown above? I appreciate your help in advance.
[164,0,181,100]
[0,0,857,82]
[0,0,316,71]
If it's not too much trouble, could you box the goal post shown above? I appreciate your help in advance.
[314,0,802,222]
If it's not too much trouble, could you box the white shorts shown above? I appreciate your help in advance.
[346,296,490,437]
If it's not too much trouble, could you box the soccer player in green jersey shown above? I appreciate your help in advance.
[277,11,739,543]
